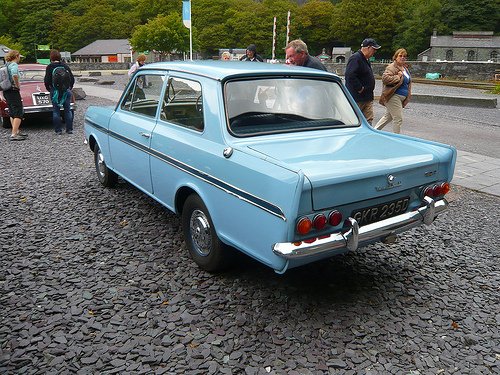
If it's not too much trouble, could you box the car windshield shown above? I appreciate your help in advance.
[225,77,359,136]
[19,70,45,82]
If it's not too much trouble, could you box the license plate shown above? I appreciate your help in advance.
[351,197,410,226]
[34,94,51,106]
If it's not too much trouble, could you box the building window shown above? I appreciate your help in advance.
[491,51,498,61]
[467,50,475,61]
[446,50,453,61]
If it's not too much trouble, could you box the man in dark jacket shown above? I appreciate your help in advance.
[240,44,264,62]
[44,49,75,134]
[345,38,381,125]
[284,39,327,71]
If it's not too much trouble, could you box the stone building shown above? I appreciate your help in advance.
[331,47,352,63]
[418,30,499,62]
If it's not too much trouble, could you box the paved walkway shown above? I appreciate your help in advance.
[453,150,500,197]
[75,80,500,199]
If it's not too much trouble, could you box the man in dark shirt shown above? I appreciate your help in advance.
[285,39,327,71]
[345,38,381,125]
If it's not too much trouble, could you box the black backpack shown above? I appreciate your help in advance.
[52,66,71,91]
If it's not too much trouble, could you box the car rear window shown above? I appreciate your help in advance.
[225,77,359,136]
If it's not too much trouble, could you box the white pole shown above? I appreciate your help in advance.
[272,16,276,61]
[189,0,192,61]
[286,10,290,47]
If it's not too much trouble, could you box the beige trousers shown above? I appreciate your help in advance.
[356,100,374,125]
[374,94,406,134]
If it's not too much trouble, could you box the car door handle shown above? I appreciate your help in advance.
[140,132,151,138]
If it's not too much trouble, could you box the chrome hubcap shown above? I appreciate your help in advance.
[97,151,106,178]
[190,209,212,256]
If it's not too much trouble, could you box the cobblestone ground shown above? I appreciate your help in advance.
[1,85,499,374]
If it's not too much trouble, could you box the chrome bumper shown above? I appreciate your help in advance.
[272,197,447,260]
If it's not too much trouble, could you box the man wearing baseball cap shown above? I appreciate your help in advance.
[345,38,381,125]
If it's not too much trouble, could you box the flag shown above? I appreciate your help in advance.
[182,1,191,29]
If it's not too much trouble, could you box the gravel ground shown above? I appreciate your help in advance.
[1,79,500,375]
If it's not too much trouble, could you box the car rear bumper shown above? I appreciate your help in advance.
[272,196,447,260]
[23,103,77,115]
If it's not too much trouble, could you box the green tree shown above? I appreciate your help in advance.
[0,36,27,59]
[441,0,500,32]
[50,0,140,52]
[129,14,191,59]
[258,0,299,59]
[331,0,404,58]
[394,0,444,59]
[193,0,236,57]
[133,0,180,23]
[294,0,335,55]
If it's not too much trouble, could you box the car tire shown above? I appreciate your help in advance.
[93,143,118,187]
[1,117,11,128]
[182,194,230,272]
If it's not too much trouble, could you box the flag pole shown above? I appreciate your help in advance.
[183,0,192,61]
[272,16,276,61]
[286,10,290,47]
[189,0,192,60]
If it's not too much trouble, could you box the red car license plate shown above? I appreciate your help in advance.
[34,94,51,105]
[351,197,410,226]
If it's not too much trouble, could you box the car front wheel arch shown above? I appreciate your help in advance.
[93,143,118,187]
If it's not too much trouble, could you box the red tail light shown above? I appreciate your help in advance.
[424,182,450,198]
[313,214,327,230]
[297,217,312,234]
[328,210,342,226]
[440,182,450,195]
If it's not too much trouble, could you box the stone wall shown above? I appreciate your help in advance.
[67,61,500,82]
[68,62,130,71]
[324,61,500,81]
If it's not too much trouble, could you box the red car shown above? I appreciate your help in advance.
[1,63,76,128]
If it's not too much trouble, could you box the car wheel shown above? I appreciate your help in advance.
[1,117,11,128]
[93,143,118,187]
[182,194,230,272]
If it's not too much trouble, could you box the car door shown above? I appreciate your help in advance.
[150,75,207,209]
[108,72,165,193]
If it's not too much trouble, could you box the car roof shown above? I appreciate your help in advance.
[140,60,338,81]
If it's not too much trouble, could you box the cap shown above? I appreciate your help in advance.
[361,38,381,49]
[247,44,257,53]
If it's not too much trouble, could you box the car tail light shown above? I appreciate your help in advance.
[313,214,327,230]
[297,217,312,235]
[440,182,450,195]
[423,182,450,198]
[328,210,342,227]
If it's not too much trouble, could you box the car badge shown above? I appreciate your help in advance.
[376,174,402,191]
[36,85,42,92]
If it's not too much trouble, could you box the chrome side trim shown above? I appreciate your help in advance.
[85,119,286,221]
[272,198,448,260]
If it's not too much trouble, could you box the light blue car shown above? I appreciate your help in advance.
[85,61,456,274]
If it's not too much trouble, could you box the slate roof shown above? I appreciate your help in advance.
[73,39,131,56]
[332,47,352,55]
[0,45,11,59]
[431,32,500,49]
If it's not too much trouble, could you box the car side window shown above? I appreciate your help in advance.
[161,77,204,131]
[121,74,164,118]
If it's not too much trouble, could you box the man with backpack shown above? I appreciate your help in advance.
[44,49,75,135]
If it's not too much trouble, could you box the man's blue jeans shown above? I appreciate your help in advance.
[51,89,73,133]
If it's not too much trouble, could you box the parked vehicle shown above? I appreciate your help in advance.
[1,63,76,128]
[85,61,456,273]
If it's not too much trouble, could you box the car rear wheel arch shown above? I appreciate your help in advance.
[181,193,231,272]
